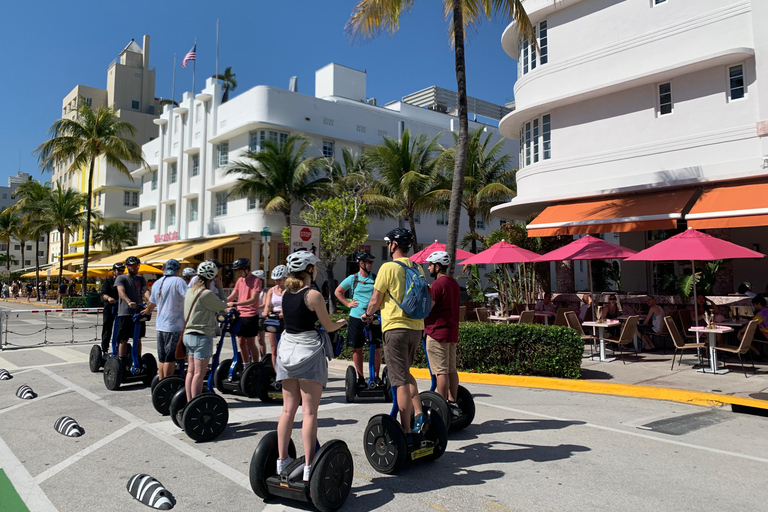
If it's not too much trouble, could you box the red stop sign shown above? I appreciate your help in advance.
[300,227,312,241]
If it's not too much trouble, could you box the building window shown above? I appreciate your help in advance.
[414,213,420,224]
[169,162,177,184]
[381,246,388,261]
[25,245,31,251]
[520,114,551,168]
[476,218,485,230]
[97,192,102,206]
[222,248,235,265]
[150,210,156,229]
[251,130,288,152]
[191,154,199,176]
[25,260,30,266]
[518,20,548,76]
[248,197,257,211]
[132,191,138,207]
[728,64,745,101]
[436,212,448,226]
[189,198,198,221]
[148,106,154,115]
[217,142,229,167]
[84,97,92,106]
[151,171,158,190]
[653,0,668,5]
[658,82,673,116]
[124,191,131,206]
[542,114,551,160]
[139,213,143,231]
[215,192,227,216]
[322,140,334,158]
[2,193,6,199]
[132,100,140,110]
[14,245,20,250]
[167,205,175,226]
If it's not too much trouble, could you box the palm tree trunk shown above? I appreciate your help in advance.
[326,264,336,314]
[34,239,40,301]
[82,158,95,294]
[445,0,469,276]
[6,241,10,272]
[468,212,477,253]
[409,215,418,249]
[59,228,64,285]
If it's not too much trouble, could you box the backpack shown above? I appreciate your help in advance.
[348,272,376,299]
[388,261,431,319]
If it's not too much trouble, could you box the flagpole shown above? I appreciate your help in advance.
[171,53,176,106]
[215,19,220,83]
[192,37,197,96]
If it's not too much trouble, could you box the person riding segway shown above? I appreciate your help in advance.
[89,262,124,372]
[227,257,263,365]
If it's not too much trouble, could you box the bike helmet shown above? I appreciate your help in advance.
[252,270,265,280]
[271,265,288,280]
[197,261,218,280]
[355,251,375,262]
[232,258,250,271]
[426,251,451,267]
[164,259,180,276]
[286,251,319,273]
[209,258,223,269]
[384,227,414,250]
[125,256,141,267]
[112,262,125,272]
[182,267,197,277]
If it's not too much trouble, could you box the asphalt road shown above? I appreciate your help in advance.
[1,313,768,511]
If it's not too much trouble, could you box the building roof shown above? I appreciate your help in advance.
[120,39,143,55]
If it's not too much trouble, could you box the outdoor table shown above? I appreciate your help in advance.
[535,311,556,325]
[489,315,520,324]
[690,325,733,375]
[583,320,621,362]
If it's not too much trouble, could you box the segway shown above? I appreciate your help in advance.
[150,360,186,416]
[255,313,284,403]
[103,306,157,390]
[167,309,236,442]
[418,337,475,431]
[213,308,264,398]
[89,305,117,372]
[344,315,392,403]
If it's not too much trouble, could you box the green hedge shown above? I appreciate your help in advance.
[331,314,583,379]
[63,297,87,309]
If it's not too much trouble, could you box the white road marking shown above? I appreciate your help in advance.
[476,400,768,464]
[0,388,74,416]
[0,435,57,511]
[42,346,88,365]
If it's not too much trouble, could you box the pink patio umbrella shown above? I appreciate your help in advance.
[536,235,638,319]
[410,240,474,264]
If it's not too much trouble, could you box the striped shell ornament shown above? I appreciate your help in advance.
[127,474,174,510]
[54,416,86,437]
[0,369,12,380]
[16,385,36,399]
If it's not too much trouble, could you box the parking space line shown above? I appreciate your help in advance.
[42,346,88,365]
[35,423,139,484]
[0,388,74,416]
[0,435,57,511]
[476,400,768,464]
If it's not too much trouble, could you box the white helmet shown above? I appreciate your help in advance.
[182,267,197,277]
[286,251,319,273]
[271,265,288,280]
[197,261,218,280]
[252,270,265,280]
[426,251,451,267]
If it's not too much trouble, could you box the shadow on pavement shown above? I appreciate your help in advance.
[580,369,613,380]
[223,417,359,441]
[449,417,585,442]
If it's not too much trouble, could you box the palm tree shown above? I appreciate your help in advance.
[158,98,179,109]
[0,209,20,273]
[13,179,54,297]
[225,134,330,227]
[327,147,372,198]
[215,66,238,103]
[346,0,534,273]
[13,221,36,273]
[92,223,137,255]
[0,254,18,268]
[364,129,443,247]
[436,127,517,252]
[34,100,146,288]
[41,184,90,284]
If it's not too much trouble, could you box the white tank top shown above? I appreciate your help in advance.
[271,287,283,312]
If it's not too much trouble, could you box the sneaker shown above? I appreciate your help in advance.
[374,376,383,387]
[276,456,294,474]
[303,465,311,482]
[448,401,462,418]
[412,412,429,434]
[357,375,367,388]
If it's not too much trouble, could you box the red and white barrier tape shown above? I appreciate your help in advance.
[4,308,104,314]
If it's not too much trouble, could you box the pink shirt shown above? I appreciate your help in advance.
[233,275,262,318]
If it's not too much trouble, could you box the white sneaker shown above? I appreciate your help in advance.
[276,456,294,474]
[303,465,311,481]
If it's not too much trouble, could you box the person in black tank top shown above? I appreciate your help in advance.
[274,251,347,482]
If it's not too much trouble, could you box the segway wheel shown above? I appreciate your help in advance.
[182,394,228,442]
[239,363,261,398]
[260,354,271,365]
[344,366,356,403]
[152,376,185,416]
[103,357,123,390]
[310,441,354,512]
[420,390,452,431]
[451,385,476,431]
[382,367,393,403]
[419,406,448,463]
[141,353,158,387]
[89,345,103,373]
[169,388,188,428]
[363,414,406,474]
[214,359,235,394]
[150,375,160,393]
[256,365,280,403]
[249,431,297,500]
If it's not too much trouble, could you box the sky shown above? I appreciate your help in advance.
[0,0,518,186]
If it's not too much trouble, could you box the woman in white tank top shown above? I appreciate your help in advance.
[263,266,287,368]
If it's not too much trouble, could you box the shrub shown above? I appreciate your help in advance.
[63,297,87,309]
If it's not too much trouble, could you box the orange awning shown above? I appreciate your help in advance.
[527,189,697,237]
[686,181,768,229]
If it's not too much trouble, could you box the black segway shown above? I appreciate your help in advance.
[344,315,392,403]
[89,305,117,372]
[418,336,475,431]
[213,308,264,398]
[103,306,157,390]
[167,309,236,442]
[255,313,285,403]
[150,360,186,416]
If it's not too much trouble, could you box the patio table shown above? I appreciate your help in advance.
[690,325,733,375]
[535,311,556,325]
[583,320,621,362]
[488,315,520,324]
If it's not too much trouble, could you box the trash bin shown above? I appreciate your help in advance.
[86,291,101,308]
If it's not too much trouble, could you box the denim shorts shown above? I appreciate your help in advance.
[183,332,213,360]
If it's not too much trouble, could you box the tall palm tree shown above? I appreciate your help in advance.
[13,221,36,273]
[0,254,18,267]
[215,66,238,103]
[41,184,90,284]
[346,0,534,273]
[0,209,20,273]
[364,129,443,247]
[225,134,330,227]
[92,223,137,255]
[436,127,517,252]
[328,147,372,198]
[34,100,146,287]
[13,179,54,297]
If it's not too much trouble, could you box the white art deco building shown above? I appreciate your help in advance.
[494,0,768,292]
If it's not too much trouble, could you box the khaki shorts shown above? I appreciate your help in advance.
[382,329,422,387]
[426,335,457,374]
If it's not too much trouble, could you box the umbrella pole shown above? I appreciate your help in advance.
[692,259,699,327]
[588,261,596,321]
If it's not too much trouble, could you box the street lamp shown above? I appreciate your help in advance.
[261,226,271,279]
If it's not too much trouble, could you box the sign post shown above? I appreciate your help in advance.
[261,227,272,279]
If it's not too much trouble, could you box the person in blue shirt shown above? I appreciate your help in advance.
[146,259,188,380]
[334,251,381,388]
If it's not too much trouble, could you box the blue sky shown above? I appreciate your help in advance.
[0,1,517,185]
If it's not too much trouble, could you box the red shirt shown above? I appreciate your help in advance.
[424,275,460,343]
[233,275,262,318]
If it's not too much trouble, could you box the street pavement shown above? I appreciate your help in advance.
[1,302,768,511]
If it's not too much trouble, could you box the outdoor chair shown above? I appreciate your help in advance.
[564,311,598,358]
[665,316,706,370]
[554,308,570,327]
[646,316,670,354]
[476,307,490,323]
[675,309,701,345]
[518,310,535,324]
[603,316,640,364]
[458,306,466,322]
[714,319,759,377]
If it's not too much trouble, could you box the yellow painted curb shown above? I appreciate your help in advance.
[409,368,768,411]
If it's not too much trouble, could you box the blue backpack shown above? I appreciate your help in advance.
[389,261,432,319]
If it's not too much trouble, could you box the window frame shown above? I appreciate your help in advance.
[215,192,228,217]
[657,82,673,116]
[217,142,229,167]
[727,63,746,102]
[518,20,549,77]
[191,154,200,177]
[322,140,334,159]
[169,162,178,184]
[189,198,199,221]
[519,113,552,169]
[167,204,176,227]
[150,210,156,230]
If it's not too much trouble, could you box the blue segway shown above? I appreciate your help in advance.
[418,336,475,431]
[103,305,156,390]
[89,305,118,372]
[255,313,285,403]
[213,309,266,398]
[344,315,392,403]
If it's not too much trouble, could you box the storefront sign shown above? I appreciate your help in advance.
[154,231,179,243]
[289,225,321,255]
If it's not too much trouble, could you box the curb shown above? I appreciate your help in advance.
[408,368,768,411]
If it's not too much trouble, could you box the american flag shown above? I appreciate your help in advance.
[182,44,196,68]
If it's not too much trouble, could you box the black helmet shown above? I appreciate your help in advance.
[232,258,250,270]
[209,258,223,269]
[355,251,374,262]
[384,228,413,250]
[125,256,141,267]
[112,262,125,272]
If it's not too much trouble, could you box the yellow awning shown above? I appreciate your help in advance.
[91,246,162,267]
[22,268,75,278]
[139,241,201,265]
[141,235,241,264]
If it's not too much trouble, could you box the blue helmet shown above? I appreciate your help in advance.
[164,259,180,276]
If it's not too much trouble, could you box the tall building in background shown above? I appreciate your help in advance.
[49,35,159,264]
[0,172,49,272]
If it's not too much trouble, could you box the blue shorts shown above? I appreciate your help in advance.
[183,333,213,360]
[157,331,180,363]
